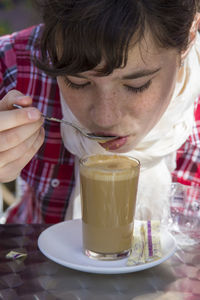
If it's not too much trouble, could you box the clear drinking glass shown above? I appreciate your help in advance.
[79,154,140,261]
[169,183,200,242]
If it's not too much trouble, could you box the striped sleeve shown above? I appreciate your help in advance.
[0,33,18,97]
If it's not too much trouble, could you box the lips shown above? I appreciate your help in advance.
[99,136,128,150]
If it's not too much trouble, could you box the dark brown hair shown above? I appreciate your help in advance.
[35,0,200,77]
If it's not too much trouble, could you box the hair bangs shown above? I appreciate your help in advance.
[36,0,145,77]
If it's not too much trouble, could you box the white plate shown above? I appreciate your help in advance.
[38,219,176,274]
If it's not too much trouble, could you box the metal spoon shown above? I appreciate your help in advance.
[13,104,117,143]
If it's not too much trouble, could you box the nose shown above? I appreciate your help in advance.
[90,92,123,129]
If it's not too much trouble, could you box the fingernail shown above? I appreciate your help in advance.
[16,96,30,105]
[27,108,41,120]
[16,96,25,100]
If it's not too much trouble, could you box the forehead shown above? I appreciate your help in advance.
[127,32,168,68]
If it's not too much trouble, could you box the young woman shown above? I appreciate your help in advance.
[0,0,200,223]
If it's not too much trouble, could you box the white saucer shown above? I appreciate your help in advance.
[38,219,176,274]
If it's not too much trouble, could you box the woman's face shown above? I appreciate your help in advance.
[57,32,181,152]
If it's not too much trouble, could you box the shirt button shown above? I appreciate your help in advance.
[51,178,60,188]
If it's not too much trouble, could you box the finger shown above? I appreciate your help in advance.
[0,105,43,132]
[0,118,44,151]
[0,128,42,168]
[0,127,45,183]
[0,90,32,110]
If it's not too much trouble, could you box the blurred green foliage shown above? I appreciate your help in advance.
[0,0,32,9]
[0,0,39,35]
[0,22,11,36]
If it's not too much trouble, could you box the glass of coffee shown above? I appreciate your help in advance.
[79,154,140,261]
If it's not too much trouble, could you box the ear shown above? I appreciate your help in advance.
[181,13,200,61]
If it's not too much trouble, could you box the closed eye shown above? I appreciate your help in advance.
[64,77,90,89]
[64,76,152,93]
[124,80,152,94]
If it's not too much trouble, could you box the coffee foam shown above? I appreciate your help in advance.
[80,155,140,181]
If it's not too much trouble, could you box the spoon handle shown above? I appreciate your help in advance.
[44,116,85,134]
[13,104,87,136]
[12,104,117,142]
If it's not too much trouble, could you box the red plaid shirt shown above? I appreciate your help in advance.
[0,25,200,224]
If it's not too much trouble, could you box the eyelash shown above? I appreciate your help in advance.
[64,77,152,94]
[64,77,89,89]
[124,80,152,94]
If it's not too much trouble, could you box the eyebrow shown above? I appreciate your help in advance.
[70,67,161,80]
[122,68,161,80]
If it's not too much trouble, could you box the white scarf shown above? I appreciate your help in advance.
[60,34,200,222]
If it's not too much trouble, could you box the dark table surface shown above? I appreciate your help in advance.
[0,223,200,300]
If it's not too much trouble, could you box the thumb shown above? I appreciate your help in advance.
[0,89,33,111]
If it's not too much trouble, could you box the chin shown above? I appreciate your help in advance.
[110,143,137,153]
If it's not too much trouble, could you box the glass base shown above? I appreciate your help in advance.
[85,249,131,261]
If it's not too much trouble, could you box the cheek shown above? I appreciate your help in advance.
[141,71,177,118]
[57,77,89,120]
[65,94,89,124]
[128,92,168,120]
[128,79,175,133]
